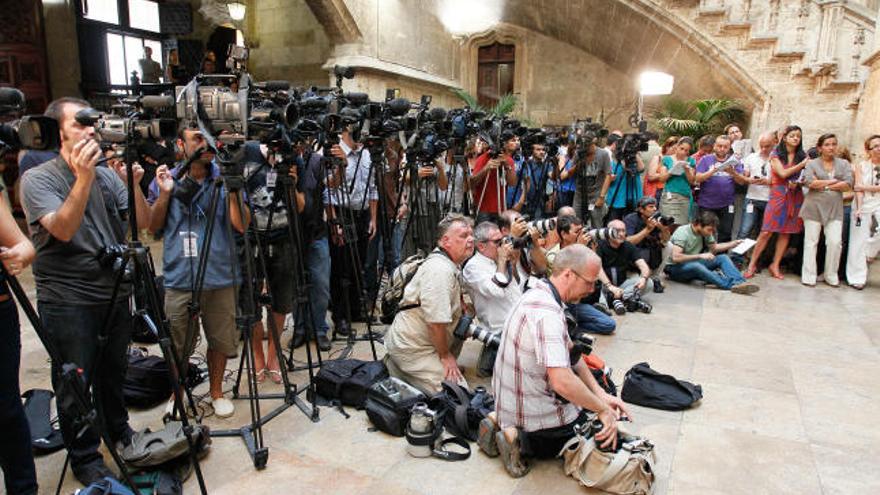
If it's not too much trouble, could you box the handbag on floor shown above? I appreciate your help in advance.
[559,420,656,495]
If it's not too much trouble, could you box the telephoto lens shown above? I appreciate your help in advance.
[406,403,437,458]
[611,298,626,315]
[453,315,501,349]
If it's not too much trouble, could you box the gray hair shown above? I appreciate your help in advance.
[553,244,599,274]
[436,213,473,244]
[474,221,500,243]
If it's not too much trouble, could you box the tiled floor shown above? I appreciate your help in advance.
[11,255,880,494]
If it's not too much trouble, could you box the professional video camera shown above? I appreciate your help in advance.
[0,87,59,153]
[571,118,608,162]
[479,116,527,159]
[615,121,657,173]
[446,106,485,139]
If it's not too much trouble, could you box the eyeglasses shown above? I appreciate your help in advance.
[571,270,591,285]
[484,238,504,246]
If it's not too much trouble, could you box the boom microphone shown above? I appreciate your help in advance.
[427,107,447,122]
[387,98,411,117]
[0,87,26,114]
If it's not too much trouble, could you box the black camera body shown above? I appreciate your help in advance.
[453,314,500,349]
[650,210,675,226]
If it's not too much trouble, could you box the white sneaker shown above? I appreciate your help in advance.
[212,397,235,418]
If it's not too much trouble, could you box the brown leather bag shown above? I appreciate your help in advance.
[558,421,656,494]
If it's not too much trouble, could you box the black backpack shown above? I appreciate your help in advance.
[620,362,703,411]
[313,359,388,408]
[124,349,173,408]
[365,377,427,437]
[429,382,495,442]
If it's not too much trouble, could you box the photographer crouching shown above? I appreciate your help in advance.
[462,221,527,377]
[596,220,654,315]
[624,196,673,293]
[383,213,474,395]
[20,97,150,485]
[485,245,630,477]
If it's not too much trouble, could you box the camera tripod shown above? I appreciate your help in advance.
[176,144,317,470]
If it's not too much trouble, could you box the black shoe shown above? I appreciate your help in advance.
[72,460,115,487]
[317,335,332,352]
[334,319,352,336]
[652,276,665,294]
[291,333,307,349]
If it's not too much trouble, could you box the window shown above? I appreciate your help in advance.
[82,0,119,24]
[128,0,160,33]
[477,43,515,109]
[106,33,163,85]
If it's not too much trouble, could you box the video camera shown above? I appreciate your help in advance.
[614,120,657,173]
[0,87,59,153]
[571,118,608,162]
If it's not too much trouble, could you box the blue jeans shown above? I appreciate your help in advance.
[665,255,745,289]
[737,199,767,239]
[0,298,38,494]
[567,302,616,335]
[295,237,331,337]
[37,301,132,469]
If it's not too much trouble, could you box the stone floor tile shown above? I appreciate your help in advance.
[681,382,807,442]
[810,442,880,495]
[691,343,796,394]
[598,339,695,383]
[671,424,823,495]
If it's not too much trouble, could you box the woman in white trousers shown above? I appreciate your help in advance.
[799,134,853,286]
[847,134,880,289]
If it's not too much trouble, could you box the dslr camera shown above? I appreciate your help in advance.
[453,314,500,350]
[650,210,674,226]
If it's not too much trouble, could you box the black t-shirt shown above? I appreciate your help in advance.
[597,239,644,285]
[623,212,661,247]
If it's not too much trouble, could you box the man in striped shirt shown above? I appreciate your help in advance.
[489,244,630,477]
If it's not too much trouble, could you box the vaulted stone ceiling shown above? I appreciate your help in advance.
[502,0,765,104]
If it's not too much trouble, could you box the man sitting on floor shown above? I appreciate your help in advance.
[664,210,759,294]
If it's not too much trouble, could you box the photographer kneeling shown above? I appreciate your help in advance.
[462,222,526,377]
[384,214,474,395]
[624,196,672,293]
[597,220,654,314]
[488,245,630,477]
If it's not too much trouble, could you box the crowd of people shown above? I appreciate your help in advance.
[2,91,880,493]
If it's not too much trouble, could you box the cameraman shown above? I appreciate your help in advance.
[470,130,518,223]
[498,209,549,276]
[597,220,653,314]
[546,215,616,335]
[384,214,474,395]
[604,134,646,222]
[327,127,378,336]
[624,196,672,292]
[0,184,37,494]
[489,245,630,477]
[148,124,248,418]
[20,97,149,485]
[567,137,613,228]
[462,221,526,376]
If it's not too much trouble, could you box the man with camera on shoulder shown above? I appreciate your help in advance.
[486,245,630,478]
[462,221,526,377]
[383,213,474,395]
[470,131,519,223]
[597,220,654,315]
[624,196,672,292]
[20,97,150,485]
[148,123,248,419]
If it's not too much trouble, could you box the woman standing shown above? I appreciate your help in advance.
[557,142,577,208]
[657,137,696,229]
[744,126,808,279]
[645,136,678,201]
[846,134,880,289]
[799,134,853,286]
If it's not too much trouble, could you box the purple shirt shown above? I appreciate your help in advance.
[696,154,743,209]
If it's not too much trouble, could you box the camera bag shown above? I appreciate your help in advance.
[314,359,388,408]
[123,348,205,409]
[620,362,702,411]
[559,421,656,495]
[365,377,426,437]
[78,476,137,495]
[429,381,495,442]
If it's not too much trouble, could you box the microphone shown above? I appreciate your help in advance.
[428,107,447,122]
[343,92,369,105]
[387,98,411,117]
[256,80,291,91]
[139,95,174,109]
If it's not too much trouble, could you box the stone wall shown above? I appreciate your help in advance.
[42,0,81,98]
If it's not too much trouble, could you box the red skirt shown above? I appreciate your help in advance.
[761,185,803,234]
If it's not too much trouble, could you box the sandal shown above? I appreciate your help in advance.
[255,368,268,383]
[743,267,757,279]
[268,369,283,384]
[768,268,784,280]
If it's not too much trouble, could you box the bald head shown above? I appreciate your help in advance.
[557,206,576,218]
[757,131,776,156]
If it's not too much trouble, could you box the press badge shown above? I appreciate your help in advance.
[266,170,278,189]
[588,204,595,211]
[666,191,672,200]
[746,203,754,213]
[728,205,735,214]
[180,232,198,258]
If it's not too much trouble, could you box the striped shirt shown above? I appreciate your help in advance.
[492,279,580,432]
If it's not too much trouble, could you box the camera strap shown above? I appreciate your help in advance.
[546,279,564,309]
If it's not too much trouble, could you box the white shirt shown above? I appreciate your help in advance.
[461,251,525,333]
[743,152,771,201]
[856,160,880,213]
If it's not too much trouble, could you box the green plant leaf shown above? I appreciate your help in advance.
[451,88,483,112]
[491,93,519,117]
